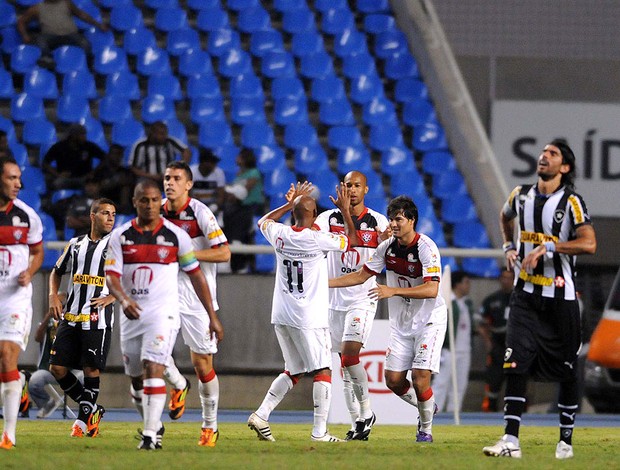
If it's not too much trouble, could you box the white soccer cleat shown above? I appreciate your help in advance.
[311,433,344,442]
[248,412,275,442]
[555,441,574,459]
[482,435,522,458]
[37,396,63,419]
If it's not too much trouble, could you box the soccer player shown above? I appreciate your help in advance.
[47,198,116,438]
[329,195,447,443]
[0,157,44,450]
[247,182,355,443]
[483,140,596,460]
[105,179,223,450]
[161,161,230,447]
[314,171,389,440]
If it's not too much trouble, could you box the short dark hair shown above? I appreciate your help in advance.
[451,270,469,288]
[387,195,418,229]
[91,198,116,214]
[0,156,18,174]
[166,160,193,181]
[134,178,161,197]
[549,139,576,190]
[238,147,257,168]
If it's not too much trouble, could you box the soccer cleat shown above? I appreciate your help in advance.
[198,428,219,447]
[415,431,433,442]
[0,432,14,450]
[168,379,191,420]
[483,435,522,458]
[247,412,275,441]
[351,412,376,441]
[555,441,574,459]
[71,423,85,438]
[136,425,165,449]
[37,396,63,419]
[344,429,355,441]
[137,435,158,451]
[19,370,31,418]
[311,433,344,442]
[87,405,106,437]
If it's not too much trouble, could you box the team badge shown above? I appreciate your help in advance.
[361,232,372,243]
[181,222,191,233]
[13,230,22,241]
[554,209,565,223]
[157,248,169,260]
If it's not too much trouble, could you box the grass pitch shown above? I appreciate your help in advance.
[2,421,618,470]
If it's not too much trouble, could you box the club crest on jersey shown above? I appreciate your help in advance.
[180,222,192,233]
[157,247,169,260]
[554,209,565,223]
[90,310,99,322]
[361,231,372,243]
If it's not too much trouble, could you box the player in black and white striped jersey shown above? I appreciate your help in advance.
[48,198,117,439]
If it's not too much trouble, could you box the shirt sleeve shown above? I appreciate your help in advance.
[364,238,389,275]
[315,230,349,253]
[502,186,521,219]
[259,219,279,246]
[53,239,74,275]
[176,228,200,273]
[197,203,227,247]
[314,210,330,232]
[419,236,442,282]
[25,206,43,245]
[567,193,592,228]
[104,229,123,277]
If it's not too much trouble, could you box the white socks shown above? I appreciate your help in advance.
[1,380,21,444]
[256,373,293,421]
[418,394,436,434]
[142,378,166,438]
[163,361,187,390]
[345,363,372,420]
[312,379,331,438]
[342,368,359,428]
[199,375,219,430]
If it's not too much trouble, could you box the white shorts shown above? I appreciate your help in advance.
[0,304,33,351]
[328,307,375,353]
[274,324,332,376]
[385,322,445,374]
[121,322,180,377]
[179,311,218,355]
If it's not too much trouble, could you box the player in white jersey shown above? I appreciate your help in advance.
[315,171,389,440]
[329,195,447,443]
[248,182,356,443]
[0,157,44,450]
[161,161,230,447]
[105,179,223,451]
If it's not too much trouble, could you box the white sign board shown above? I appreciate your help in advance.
[328,319,420,425]
[491,100,620,217]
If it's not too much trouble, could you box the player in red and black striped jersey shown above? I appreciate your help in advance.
[0,157,44,450]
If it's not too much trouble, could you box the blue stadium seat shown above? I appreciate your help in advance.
[284,123,318,150]
[412,122,449,152]
[274,0,309,12]
[381,146,415,176]
[264,166,296,197]
[0,3,16,27]
[394,77,428,103]
[299,52,334,80]
[389,168,425,199]
[254,229,275,273]
[402,99,437,127]
[93,46,129,75]
[231,97,266,125]
[85,27,115,55]
[271,77,305,101]
[461,257,501,278]
[337,146,373,175]
[319,98,355,126]
[165,119,187,142]
[0,116,17,145]
[294,145,329,175]
[98,0,133,8]
[349,74,384,104]
[21,166,46,195]
[9,142,29,168]
[441,194,478,224]
[207,28,240,58]
[147,74,183,101]
[228,0,259,10]
[111,119,145,147]
[105,70,140,100]
[81,115,108,152]
[196,7,230,32]
[191,96,226,125]
[166,27,200,57]
[261,51,296,79]
[321,8,355,35]
[369,124,403,151]
[136,47,172,76]
[363,96,397,126]
[291,31,325,58]
[417,212,446,247]
[282,9,316,34]
[310,168,341,208]
[123,27,156,56]
[374,30,409,59]
[241,122,275,148]
[187,0,220,11]
[274,97,309,126]
[187,74,221,99]
[56,95,91,123]
[19,189,42,213]
[39,212,57,246]
[333,29,368,58]
[154,7,188,33]
[363,13,396,35]
[421,150,456,176]
[255,144,286,173]
[198,120,232,148]
[0,26,21,55]
[212,144,239,176]
[51,188,83,205]
[178,49,214,77]
[342,53,377,78]
[218,48,252,78]
[62,70,98,100]
[10,45,41,74]
[411,190,435,220]
[250,30,285,58]
[52,46,87,74]
[73,0,102,30]
[110,4,144,32]
[431,168,467,200]
[453,220,491,248]
[144,0,179,8]
[23,68,58,99]
[141,95,176,124]
[315,0,346,13]
[230,73,264,99]
[311,75,345,103]
[364,195,388,216]
[238,5,271,33]
[22,118,56,147]
[328,126,363,149]
[98,95,132,124]
[357,0,390,14]
[114,213,134,227]
[11,93,44,122]
[384,52,419,80]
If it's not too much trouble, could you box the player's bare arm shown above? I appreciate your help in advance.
[330,183,360,246]
[194,244,231,263]
[105,274,142,320]
[258,181,314,226]
[329,267,373,288]
[48,268,64,320]
[188,270,224,342]
[90,295,116,309]
[500,210,518,270]
[370,279,439,300]
[18,242,43,287]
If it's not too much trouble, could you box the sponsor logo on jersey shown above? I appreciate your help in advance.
[427,266,440,273]
[520,231,558,245]
[73,274,105,287]
[504,348,512,361]
[519,270,554,286]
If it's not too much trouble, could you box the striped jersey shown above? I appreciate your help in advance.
[105,218,200,339]
[315,207,389,311]
[162,197,228,312]
[364,232,447,335]
[0,199,43,297]
[503,184,592,300]
[53,233,113,330]
[128,136,187,176]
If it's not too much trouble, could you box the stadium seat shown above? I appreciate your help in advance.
[328,126,363,150]
[274,97,309,126]
[333,29,368,58]
[241,122,275,149]
[98,95,132,124]
[187,74,221,99]
[110,4,144,32]
[20,166,46,195]
[274,0,310,12]
[196,7,230,32]
[136,47,172,76]
[431,168,467,200]
[254,229,275,273]
[453,221,491,248]
[282,9,316,34]
[271,77,305,101]
[147,74,183,101]
[255,144,286,173]
[178,49,214,77]
[231,97,266,125]
[9,142,29,168]
[374,30,409,59]
[165,119,187,142]
[51,188,83,205]
[111,119,145,147]
[384,52,419,80]
[80,115,107,152]
[261,51,296,79]
[319,98,355,126]
[207,28,240,58]
[52,46,87,74]
[291,31,325,58]
[250,30,285,58]
[62,70,98,100]
[11,93,44,122]
[10,45,41,74]
[299,52,334,80]
[342,53,377,78]
[264,166,296,197]
[402,99,437,128]
[441,194,478,224]
[93,46,129,75]
[191,96,226,125]
[73,0,102,30]
[22,118,57,147]
[218,48,252,78]
[187,0,220,11]
[141,95,176,124]
[349,74,384,104]
[389,168,426,199]
[363,96,397,126]
[19,189,42,212]
[23,68,58,99]
[237,5,272,33]
[0,26,21,55]
[154,7,188,33]
[294,145,329,175]
[198,120,233,148]
[412,122,449,152]
[363,170,386,199]
[369,124,403,151]
[336,146,373,175]
[56,95,91,123]
[98,0,133,8]
[421,150,456,176]
[166,27,200,57]
[311,75,345,103]
[394,77,428,103]
[321,8,355,36]
[0,116,17,145]
[230,73,264,99]
[357,0,391,13]
[0,2,16,28]
[123,27,156,56]
[461,257,501,278]
[105,70,140,100]
[363,13,396,35]
[310,168,340,209]
[228,0,259,11]
[284,123,319,149]
[381,146,415,176]
[144,0,179,8]
[84,27,115,55]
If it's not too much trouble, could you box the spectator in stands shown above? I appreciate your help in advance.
[128,121,191,183]
[64,177,102,237]
[190,148,226,221]
[93,144,135,215]
[479,269,514,412]
[17,0,107,63]
[0,132,13,159]
[223,148,265,273]
[42,124,104,191]
[433,271,477,412]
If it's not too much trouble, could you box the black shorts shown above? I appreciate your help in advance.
[49,320,112,371]
[504,290,581,382]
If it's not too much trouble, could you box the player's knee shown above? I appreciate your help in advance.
[385,376,407,395]
[49,364,67,380]
[341,354,360,368]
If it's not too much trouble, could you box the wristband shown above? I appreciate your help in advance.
[544,241,556,253]
[502,241,516,253]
